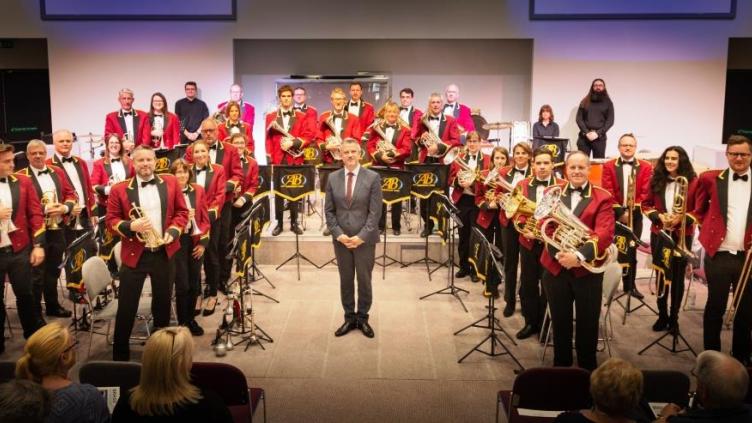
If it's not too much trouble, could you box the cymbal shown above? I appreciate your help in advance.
[482,122,513,130]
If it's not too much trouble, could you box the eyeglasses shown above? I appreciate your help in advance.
[727,152,752,158]
[62,339,79,354]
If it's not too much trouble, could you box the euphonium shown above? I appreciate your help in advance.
[41,190,61,230]
[323,115,344,160]
[372,120,399,160]
[267,120,303,157]
[534,186,617,273]
[443,147,478,186]
[128,202,165,248]
[419,116,450,158]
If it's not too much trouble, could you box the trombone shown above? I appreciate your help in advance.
[726,247,752,326]
[656,176,695,299]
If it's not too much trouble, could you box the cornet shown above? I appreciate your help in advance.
[128,202,165,248]
[71,193,84,230]
[267,120,304,158]
[41,190,61,230]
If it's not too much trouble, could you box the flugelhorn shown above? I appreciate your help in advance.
[128,202,165,248]
[41,190,61,230]
[267,120,303,158]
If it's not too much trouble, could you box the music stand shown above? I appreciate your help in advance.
[317,165,342,269]
[419,193,469,312]
[455,227,523,370]
[273,165,318,280]
[372,166,411,280]
[230,201,278,303]
[61,228,97,332]
[614,222,658,323]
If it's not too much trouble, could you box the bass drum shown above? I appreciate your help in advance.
[471,111,489,140]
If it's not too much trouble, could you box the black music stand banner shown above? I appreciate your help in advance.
[614,223,636,268]
[652,232,677,284]
[272,165,315,201]
[97,226,118,260]
[250,197,270,249]
[65,239,97,292]
[468,228,491,281]
[256,165,272,199]
[154,145,187,174]
[532,137,568,167]
[429,192,450,243]
[318,165,341,196]
[372,167,413,206]
[302,145,323,167]
[406,163,448,199]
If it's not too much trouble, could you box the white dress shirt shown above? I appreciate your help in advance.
[399,106,411,124]
[348,101,361,117]
[663,180,677,216]
[57,154,85,207]
[122,109,135,139]
[136,176,163,235]
[720,169,752,253]
[427,115,441,137]
[344,164,361,199]
[195,166,208,189]
[0,181,12,247]
[280,108,292,131]
[511,166,529,187]
[183,189,193,234]
[621,159,634,205]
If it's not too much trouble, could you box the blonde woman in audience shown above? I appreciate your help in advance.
[16,322,110,423]
[112,327,232,422]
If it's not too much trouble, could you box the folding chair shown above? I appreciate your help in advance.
[191,362,266,423]
[0,360,15,383]
[599,263,623,356]
[642,370,691,409]
[79,360,142,394]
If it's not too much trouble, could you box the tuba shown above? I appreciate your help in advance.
[534,186,617,273]
[267,120,304,158]
[323,115,343,161]
[41,191,61,230]
[128,202,165,248]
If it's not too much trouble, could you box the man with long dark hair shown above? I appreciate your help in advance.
[575,78,614,158]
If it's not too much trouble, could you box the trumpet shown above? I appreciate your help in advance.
[267,121,303,158]
[323,116,343,161]
[534,186,617,273]
[41,190,61,230]
[128,202,165,248]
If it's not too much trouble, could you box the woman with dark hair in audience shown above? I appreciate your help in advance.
[0,379,51,423]
[476,145,509,298]
[112,327,232,422]
[16,322,110,423]
[138,92,180,150]
[554,358,643,423]
[217,101,254,156]
[532,104,560,139]
[642,146,697,335]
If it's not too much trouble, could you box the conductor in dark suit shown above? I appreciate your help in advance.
[325,138,382,338]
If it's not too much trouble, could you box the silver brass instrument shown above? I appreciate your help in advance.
[443,147,479,186]
[267,120,304,158]
[128,202,165,248]
[323,115,344,161]
[212,109,227,125]
[0,199,18,236]
[189,209,202,236]
[372,119,400,160]
[534,186,617,273]
[41,190,61,230]
[72,193,84,230]
[726,247,752,326]
[420,116,451,158]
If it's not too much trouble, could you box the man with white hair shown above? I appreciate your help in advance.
[443,84,475,135]
[105,88,146,142]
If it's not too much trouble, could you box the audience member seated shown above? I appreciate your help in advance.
[16,322,111,423]
[657,350,752,423]
[0,379,51,423]
[554,358,643,423]
[112,326,233,422]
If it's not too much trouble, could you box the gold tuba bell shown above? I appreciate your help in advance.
[443,147,478,186]
[128,202,165,248]
[267,120,304,158]
[41,190,61,230]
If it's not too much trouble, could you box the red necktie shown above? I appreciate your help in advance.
[346,172,354,206]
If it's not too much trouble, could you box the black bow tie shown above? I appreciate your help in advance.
[122,111,132,116]
[513,168,526,175]
[622,160,634,165]
[209,144,218,151]
[183,188,190,194]
[294,105,302,110]
[532,179,548,186]
[140,179,156,187]
[333,114,344,119]
[37,169,50,176]
[429,116,440,121]
[61,157,74,163]
[569,185,585,194]
[195,167,206,174]
[399,107,408,111]
[734,173,749,182]
[0,178,8,184]
[385,124,398,130]
[350,102,359,107]
[111,158,120,163]
[281,111,292,117]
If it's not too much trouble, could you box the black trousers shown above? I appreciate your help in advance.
[620,211,643,291]
[333,241,375,322]
[31,229,65,313]
[113,249,174,361]
[217,202,234,285]
[543,269,603,371]
[704,251,752,364]
[651,233,688,321]
[0,247,41,343]
[456,194,478,272]
[420,197,433,230]
[519,242,546,328]
[275,196,300,226]
[204,218,222,296]
[174,235,203,326]
[501,224,521,307]
[576,136,607,159]
[482,215,503,292]
[379,202,402,231]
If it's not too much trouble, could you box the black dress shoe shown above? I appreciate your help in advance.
[455,268,470,278]
[503,303,515,317]
[629,288,644,300]
[335,320,357,337]
[46,307,72,318]
[652,315,669,331]
[323,228,331,236]
[392,229,400,236]
[291,224,303,235]
[470,273,479,283]
[359,320,375,338]
[188,320,205,337]
[272,225,283,236]
[420,227,433,238]
[515,324,539,340]
[668,319,680,336]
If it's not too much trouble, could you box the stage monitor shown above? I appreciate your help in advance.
[41,0,236,20]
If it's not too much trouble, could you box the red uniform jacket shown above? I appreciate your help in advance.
[217,120,254,154]
[316,111,362,165]
[540,182,615,277]
[138,112,181,150]
[344,100,375,135]
[642,177,698,236]
[364,123,412,169]
[104,109,147,140]
[404,107,424,138]
[237,155,259,204]
[600,157,653,217]
[184,140,242,202]
[107,174,189,267]
[191,163,226,222]
[688,169,748,257]
[217,101,255,132]
[264,109,315,166]
[444,103,476,133]
[513,175,565,250]
[90,158,134,208]
[4,174,46,252]
[16,165,78,226]
[414,114,461,163]
[183,183,211,247]
[448,152,491,203]
[46,154,97,216]
[475,169,500,229]
[295,104,318,134]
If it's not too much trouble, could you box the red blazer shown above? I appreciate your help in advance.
[264,109,315,165]
[540,182,615,277]
[296,104,318,133]
[344,100,375,135]
[600,157,653,217]
[445,103,476,133]
[3,174,45,252]
[316,111,362,164]
[492,165,533,227]
[513,175,565,250]
[46,154,96,216]
[448,152,491,203]
[365,123,412,169]
[138,112,181,149]
[184,183,211,247]
[641,177,697,236]
[107,174,189,267]
[104,109,147,140]
[191,163,226,222]
[184,140,242,202]
[475,169,500,229]
[238,155,259,204]
[90,158,134,207]
[414,114,461,163]
[217,121,254,154]
[16,165,78,225]
[404,107,424,138]
[217,101,255,132]
[689,169,749,257]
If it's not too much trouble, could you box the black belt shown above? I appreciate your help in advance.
[144,246,165,253]
[717,250,746,257]
[0,246,14,254]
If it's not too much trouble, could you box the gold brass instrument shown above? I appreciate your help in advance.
[0,199,18,236]
[128,202,165,248]
[72,193,84,231]
[41,190,61,230]
[726,247,752,326]
[442,147,480,187]
[534,186,617,273]
[212,109,227,125]
[481,167,540,238]
[656,175,695,298]
[323,115,344,161]
[372,120,400,160]
[267,120,304,158]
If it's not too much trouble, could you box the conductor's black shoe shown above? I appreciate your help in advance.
[515,324,539,340]
[46,307,72,318]
[470,273,480,283]
[652,315,669,332]
[188,320,205,337]
[359,320,375,338]
[455,268,470,278]
[272,225,283,236]
[503,303,515,317]
[629,288,645,300]
[291,224,303,235]
[393,229,401,236]
[420,227,433,238]
[335,320,357,337]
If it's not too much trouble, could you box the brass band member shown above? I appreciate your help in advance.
[344,82,375,136]
[690,135,752,365]
[600,133,653,298]
[365,101,411,236]
[107,145,188,361]
[217,101,254,156]
[293,86,319,132]
[317,88,362,166]
[414,93,461,237]
[513,148,563,339]
[228,132,259,275]
[642,146,696,335]
[19,140,77,320]
[138,92,180,150]
[540,151,614,370]
[449,131,490,281]
[398,88,424,163]
[498,142,532,316]
[170,159,210,336]
[475,146,509,298]
[104,88,145,142]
